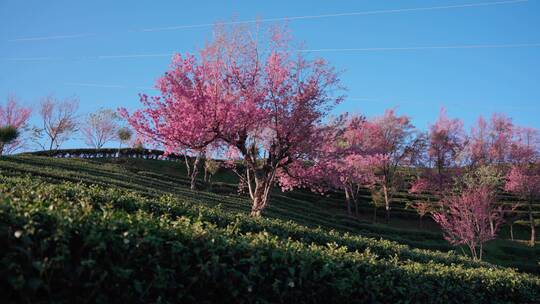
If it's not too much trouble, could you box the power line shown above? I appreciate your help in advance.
[64,82,155,90]
[139,0,528,32]
[10,34,97,42]
[299,43,540,53]
[7,0,529,42]
[3,43,539,62]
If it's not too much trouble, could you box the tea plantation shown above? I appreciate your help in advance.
[1,154,539,303]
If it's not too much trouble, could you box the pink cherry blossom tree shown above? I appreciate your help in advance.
[0,96,32,155]
[432,186,503,261]
[279,115,386,217]
[32,96,79,151]
[468,113,516,167]
[326,116,385,216]
[427,108,467,191]
[505,165,540,246]
[409,201,434,228]
[411,108,466,196]
[467,115,540,241]
[369,109,424,223]
[81,109,119,149]
[333,121,384,216]
[510,127,539,165]
[121,24,342,216]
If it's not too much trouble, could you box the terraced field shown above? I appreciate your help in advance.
[1,153,539,302]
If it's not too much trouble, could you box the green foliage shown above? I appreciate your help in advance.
[456,165,505,192]
[1,175,539,303]
[205,159,220,176]
[0,154,538,271]
[117,127,132,142]
[371,187,386,208]
[0,125,19,146]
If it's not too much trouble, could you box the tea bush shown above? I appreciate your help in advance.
[1,175,539,303]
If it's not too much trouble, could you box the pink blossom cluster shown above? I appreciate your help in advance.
[0,96,32,154]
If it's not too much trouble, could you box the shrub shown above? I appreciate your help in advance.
[1,176,539,303]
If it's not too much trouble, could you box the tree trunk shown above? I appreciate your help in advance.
[468,244,478,261]
[528,201,536,247]
[489,219,494,236]
[184,153,191,178]
[383,184,390,224]
[373,206,377,223]
[0,143,4,156]
[204,166,209,183]
[419,216,423,229]
[250,178,269,217]
[510,222,514,241]
[248,165,277,217]
[344,189,351,215]
[190,153,202,190]
[479,243,483,261]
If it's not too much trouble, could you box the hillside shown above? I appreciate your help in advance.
[1,153,539,302]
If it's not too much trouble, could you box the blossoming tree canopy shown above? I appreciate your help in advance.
[369,109,419,222]
[279,114,387,216]
[412,108,466,195]
[505,165,540,246]
[0,96,32,155]
[120,24,343,216]
[468,113,520,167]
[432,186,503,261]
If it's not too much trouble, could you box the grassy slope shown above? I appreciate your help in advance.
[0,154,538,274]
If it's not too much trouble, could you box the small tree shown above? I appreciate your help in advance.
[117,127,133,156]
[432,186,503,260]
[33,96,79,151]
[326,117,385,217]
[505,165,540,246]
[81,109,119,149]
[408,201,434,228]
[132,138,145,151]
[369,109,423,223]
[457,165,505,236]
[0,126,20,155]
[280,115,384,217]
[409,109,466,214]
[426,108,467,192]
[204,158,220,185]
[0,96,32,154]
[468,114,515,167]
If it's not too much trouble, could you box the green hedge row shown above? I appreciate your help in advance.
[1,156,537,265]
[0,176,482,269]
[25,148,185,160]
[1,175,539,303]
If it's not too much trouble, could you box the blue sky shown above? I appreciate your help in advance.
[1,0,539,149]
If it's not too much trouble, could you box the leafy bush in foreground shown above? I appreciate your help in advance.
[1,175,539,303]
[0,175,495,269]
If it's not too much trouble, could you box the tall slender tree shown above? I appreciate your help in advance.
[369,109,422,223]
